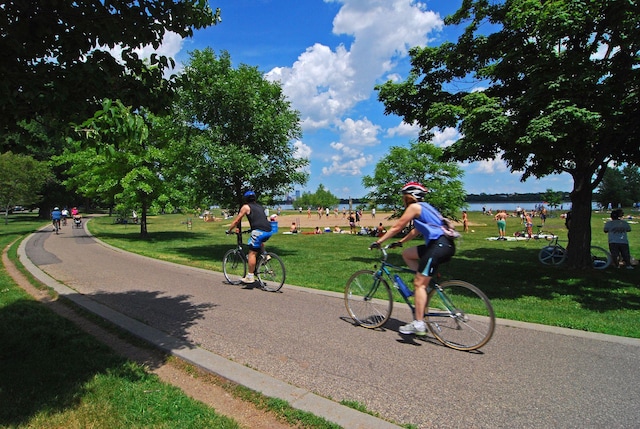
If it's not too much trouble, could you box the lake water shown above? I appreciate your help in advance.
[277,201,577,213]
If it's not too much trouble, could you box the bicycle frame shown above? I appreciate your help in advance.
[372,247,452,319]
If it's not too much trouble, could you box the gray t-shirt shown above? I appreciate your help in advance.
[604,219,631,244]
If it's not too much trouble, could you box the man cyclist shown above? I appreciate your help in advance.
[51,207,62,232]
[227,190,273,285]
[370,182,455,336]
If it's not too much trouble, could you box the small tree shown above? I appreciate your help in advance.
[57,99,166,237]
[0,152,52,224]
[540,189,563,212]
[296,185,340,211]
[362,141,465,219]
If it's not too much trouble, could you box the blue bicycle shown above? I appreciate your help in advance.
[344,244,495,351]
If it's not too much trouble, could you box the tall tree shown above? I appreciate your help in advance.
[1,1,221,138]
[0,152,52,224]
[174,48,308,211]
[597,165,640,208]
[376,0,640,268]
[362,141,465,219]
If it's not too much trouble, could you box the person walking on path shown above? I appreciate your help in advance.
[604,208,633,269]
[495,210,507,240]
[370,182,456,336]
[227,190,274,284]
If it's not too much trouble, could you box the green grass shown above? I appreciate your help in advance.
[0,214,242,428]
[88,209,640,338]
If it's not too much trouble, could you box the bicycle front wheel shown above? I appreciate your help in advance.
[538,245,566,265]
[256,252,285,292]
[344,270,393,329]
[223,249,246,284]
[590,246,612,269]
[426,280,495,351]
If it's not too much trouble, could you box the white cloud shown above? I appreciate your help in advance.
[432,127,460,147]
[337,117,380,146]
[386,121,420,138]
[293,140,312,159]
[265,0,443,129]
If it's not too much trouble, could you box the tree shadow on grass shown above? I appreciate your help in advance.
[444,246,640,312]
[0,288,216,426]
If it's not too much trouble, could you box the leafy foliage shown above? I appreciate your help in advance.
[173,49,308,210]
[295,185,340,210]
[0,1,221,135]
[362,141,465,219]
[0,152,52,224]
[56,100,167,236]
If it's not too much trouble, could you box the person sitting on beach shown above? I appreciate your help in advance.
[333,226,342,233]
[290,222,298,233]
[314,226,322,234]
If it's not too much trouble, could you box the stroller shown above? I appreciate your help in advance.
[73,216,82,228]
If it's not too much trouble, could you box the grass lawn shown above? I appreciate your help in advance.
[0,214,244,428]
[87,208,640,338]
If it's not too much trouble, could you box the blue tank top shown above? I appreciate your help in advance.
[412,202,445,241]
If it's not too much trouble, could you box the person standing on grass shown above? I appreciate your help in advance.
[370,182,455,336]
[462,210,469,233]
[227,190,273,284]
[604,209,633,269]
[494,210,507,240]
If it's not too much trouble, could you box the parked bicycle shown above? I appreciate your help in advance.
[538,236,611,269]
[223,230,286,292]
[344,244,495,351]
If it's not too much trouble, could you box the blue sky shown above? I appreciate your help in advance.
[148,0,574,199]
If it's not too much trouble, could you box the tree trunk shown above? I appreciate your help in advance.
[566,174,594,269]
[140,200,148,237]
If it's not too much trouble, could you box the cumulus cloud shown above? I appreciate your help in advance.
[386,121,420,138]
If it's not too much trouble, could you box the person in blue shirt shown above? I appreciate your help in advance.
[371,182,456,336]
[51,207,62,232]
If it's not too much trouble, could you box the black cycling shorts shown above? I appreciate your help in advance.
[416,235,455,277]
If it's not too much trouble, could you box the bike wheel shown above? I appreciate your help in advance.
[538,245,566,265]
[426,280,495,351]
[223,249,246,284]
[590,246,612,269]
[256,252,285,292]
[344,270,393,329]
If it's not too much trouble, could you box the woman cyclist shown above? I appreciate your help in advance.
[370,182,455,336]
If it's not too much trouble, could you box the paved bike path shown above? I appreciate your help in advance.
[20,219,640,429]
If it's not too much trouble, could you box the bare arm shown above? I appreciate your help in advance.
[227,205,250,232]
[375,204,420,245]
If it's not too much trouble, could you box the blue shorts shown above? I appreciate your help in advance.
[248,229,273,250]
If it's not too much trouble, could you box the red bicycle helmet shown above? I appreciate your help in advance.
[401,182,428,201]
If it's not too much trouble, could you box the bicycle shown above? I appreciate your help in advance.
[344,244,495,351]
[223,230,286,292]
[52,219,61,234]
[538,236,611,269]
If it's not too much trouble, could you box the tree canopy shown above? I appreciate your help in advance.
[362,141,465,219]
[376,0,640,267]
[173,48,309,210]
[295,185,340,211]
[1,1,221,137]
[0,152,52,224]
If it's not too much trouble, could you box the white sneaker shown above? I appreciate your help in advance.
[399,320,427,336]
[240,276,255,284]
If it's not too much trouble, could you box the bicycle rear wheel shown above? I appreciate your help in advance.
[256,252,285,292]
[590,246,612,269]
[538,245,566,265]
[223,249,246,284]
[426,280,495,351]
[344,270,393,329]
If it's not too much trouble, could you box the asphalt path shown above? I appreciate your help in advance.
[23,219,640,429]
